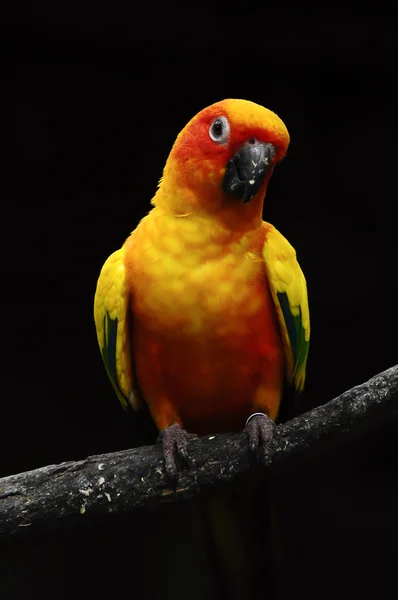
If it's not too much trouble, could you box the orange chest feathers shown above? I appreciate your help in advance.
[123,208,279,343]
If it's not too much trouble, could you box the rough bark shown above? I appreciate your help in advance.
[1,365,397,536]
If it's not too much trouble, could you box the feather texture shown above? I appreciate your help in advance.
[93,248,139,410]
[262,225,310,391]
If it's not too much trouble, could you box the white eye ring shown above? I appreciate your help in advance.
[209,116,230,144]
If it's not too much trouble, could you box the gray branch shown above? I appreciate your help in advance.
[1,365,398,536]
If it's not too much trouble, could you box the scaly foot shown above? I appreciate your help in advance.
[157,423,197,479]
[245,412,276,464]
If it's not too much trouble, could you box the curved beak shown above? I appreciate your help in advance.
[222,140,275,204]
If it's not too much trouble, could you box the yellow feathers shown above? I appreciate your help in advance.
[262,225,310,391]
[93,248,139,410]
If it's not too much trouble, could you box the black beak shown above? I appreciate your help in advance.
[222,140,275,204]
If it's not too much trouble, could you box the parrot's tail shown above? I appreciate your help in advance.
[199,478,283,600]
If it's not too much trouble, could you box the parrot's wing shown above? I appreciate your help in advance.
[262,225,310,392]
[93,248,140,410]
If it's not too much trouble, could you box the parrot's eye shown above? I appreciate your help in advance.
[209,116,230,144]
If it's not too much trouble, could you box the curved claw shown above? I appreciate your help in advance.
[245,413,276,464]
[157,423,194,479]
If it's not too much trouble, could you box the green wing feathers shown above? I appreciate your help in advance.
[93,248,140,410]
[262,225,310,392]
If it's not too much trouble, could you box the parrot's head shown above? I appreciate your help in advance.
[153,99,290,222]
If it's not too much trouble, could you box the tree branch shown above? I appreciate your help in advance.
[1,365,398,536]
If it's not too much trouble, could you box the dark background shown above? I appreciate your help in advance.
[1,5,398,599]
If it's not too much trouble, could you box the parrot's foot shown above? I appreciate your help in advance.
[245,412,276,465]
[157,423,197,479]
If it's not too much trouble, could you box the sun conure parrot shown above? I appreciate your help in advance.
[94,99,310,599]
[94,98,309,474]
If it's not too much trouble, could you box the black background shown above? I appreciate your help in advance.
[1,5,398,599]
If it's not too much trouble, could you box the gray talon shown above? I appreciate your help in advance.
[245,413,276,464]
[157,423,192,479]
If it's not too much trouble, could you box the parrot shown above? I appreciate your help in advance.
[93,98,310,599]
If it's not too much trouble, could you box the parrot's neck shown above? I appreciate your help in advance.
[151,185,268,234]
[209,198,265,233]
